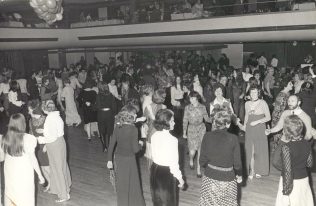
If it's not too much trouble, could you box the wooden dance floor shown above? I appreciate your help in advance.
[35,126,316,206]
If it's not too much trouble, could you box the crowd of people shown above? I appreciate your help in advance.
[0,50,315,206]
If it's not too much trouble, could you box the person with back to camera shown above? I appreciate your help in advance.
[274,115,313,206]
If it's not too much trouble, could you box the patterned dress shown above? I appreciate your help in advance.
[271,91,289,150]
[183,103,209,151]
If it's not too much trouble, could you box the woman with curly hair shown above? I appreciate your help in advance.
[275,115,313,206]
[107,105,145,206]
[200,109,242,206]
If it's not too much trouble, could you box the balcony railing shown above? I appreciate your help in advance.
[0,0,315,29]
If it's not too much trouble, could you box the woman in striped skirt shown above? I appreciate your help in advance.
[199,108,242,206]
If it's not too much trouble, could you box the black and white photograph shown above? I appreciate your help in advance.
[0,0,316,205]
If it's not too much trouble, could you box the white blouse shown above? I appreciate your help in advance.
[108,84,120,100]
[8,91,23,107]
[151,130,183,181]
[39,111,64,144]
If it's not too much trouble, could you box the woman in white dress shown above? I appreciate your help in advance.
[2,113,45,206]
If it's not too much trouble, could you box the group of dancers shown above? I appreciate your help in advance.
[0,51,315,206]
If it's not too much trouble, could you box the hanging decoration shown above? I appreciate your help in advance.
[29,0,63,25]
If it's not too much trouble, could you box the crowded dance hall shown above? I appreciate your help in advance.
[0,0,316,205]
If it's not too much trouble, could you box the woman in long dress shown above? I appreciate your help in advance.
[38,100,72,203]
[274,115,313,206]
[238,85,271,179]
[2,113,45,206]
[183,91,211,177]
[61,78,81,127]
[151,109,185,206]
[107,105,145,206]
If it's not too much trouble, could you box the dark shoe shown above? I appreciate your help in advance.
[197,174,202,178]
[189,164,194,170]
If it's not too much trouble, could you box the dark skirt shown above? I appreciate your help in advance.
[150,163,178,206]
[115,154,145,206]
[200,176,237,206]
[97,110,114,147]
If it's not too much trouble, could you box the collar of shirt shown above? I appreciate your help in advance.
[213,97,228,105]
[291,108,303,115]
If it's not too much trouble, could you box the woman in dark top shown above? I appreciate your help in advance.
[275,115,313,206]
[79,80,98,140]
[28,100,50,191]
[106,105,145,206]
[95,82,117,151]
[298,82,316,127]
[199,108,242,206]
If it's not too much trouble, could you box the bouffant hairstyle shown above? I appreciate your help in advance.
[115,105,137,126]
[152,89,166,104]
[189,90,202,102]
[283,115,304,141]
[249,85,263,99]
[212,83,224,96]
[212,109,232,130]
[42,100,56,113]
[153,109,174,131]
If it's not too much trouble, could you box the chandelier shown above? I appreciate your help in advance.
[29,0,63,25]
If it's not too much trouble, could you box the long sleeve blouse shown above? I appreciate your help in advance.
[200,129,242,181]
[107,124,141,160]
[151,130,183,182]
[38,111,64,144]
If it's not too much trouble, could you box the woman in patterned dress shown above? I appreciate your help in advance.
[271,80,293,150]
[183,91,211,177]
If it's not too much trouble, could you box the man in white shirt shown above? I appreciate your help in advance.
[266,95,312,140]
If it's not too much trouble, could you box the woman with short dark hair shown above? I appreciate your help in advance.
[150,109,184,206]
[275,115,313,206]
[183,91,211,177]
[199,109,242,206]
[2,113,45,206]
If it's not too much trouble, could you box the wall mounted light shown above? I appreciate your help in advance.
[292,41,297,46]
[312,41,316,46]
